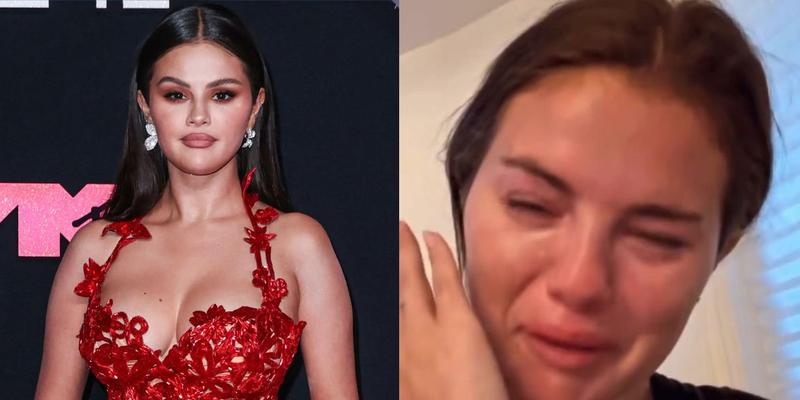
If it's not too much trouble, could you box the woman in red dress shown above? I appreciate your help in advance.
[35,4,357,399]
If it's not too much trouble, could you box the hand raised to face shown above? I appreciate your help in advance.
[399,221,508,400]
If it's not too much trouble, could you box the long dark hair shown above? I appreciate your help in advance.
[445,0,773,266]
[102,2,290,221]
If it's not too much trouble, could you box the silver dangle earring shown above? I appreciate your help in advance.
[144,122,158,151]
[242,127,256,148]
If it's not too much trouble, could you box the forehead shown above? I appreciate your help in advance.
[151,41,247,83]
[488,66,727,211]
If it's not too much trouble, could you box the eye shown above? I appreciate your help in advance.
[213,91,235,102]
[164,91,185,102]
[506,199,553,215]
[633,230,687,250]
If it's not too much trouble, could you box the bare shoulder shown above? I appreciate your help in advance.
[70,218,109,244]
[273,211,328,243]
[258,206,338,272]
[68,219,118,258]
[35,220,116,398]
[252,201,328,242]
[60,219,119,277]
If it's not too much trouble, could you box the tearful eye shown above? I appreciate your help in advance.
[504,197,558,228]
[506,199,552,215]
[633,231,687,250]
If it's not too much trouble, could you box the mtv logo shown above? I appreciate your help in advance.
[0,183,114,257]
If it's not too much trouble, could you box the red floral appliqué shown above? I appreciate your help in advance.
[74,258,107,298]
[254,207,279,226]
[73,167,306,399]
[102,219,152,241]
[244,226,276,255]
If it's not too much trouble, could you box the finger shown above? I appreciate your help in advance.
[399,221,435,315]
[422,230,468,307]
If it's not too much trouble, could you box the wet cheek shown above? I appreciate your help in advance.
[463,190,554,331]
[631,250,711,322]
[616,268,701,360]
[627,304,694,380]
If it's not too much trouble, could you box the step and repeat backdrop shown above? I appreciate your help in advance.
[0,1,397,398]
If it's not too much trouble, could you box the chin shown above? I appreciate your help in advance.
[170,159,230,176]
[165,144,237,170]
[502,352,631,400]
[509,378,625,400]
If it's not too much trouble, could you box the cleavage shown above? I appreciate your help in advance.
[97,253,263,357]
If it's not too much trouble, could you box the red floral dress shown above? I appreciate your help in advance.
[73,168,306,400]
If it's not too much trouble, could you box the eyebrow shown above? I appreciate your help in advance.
[501,156,702,223]
[501,156,574,195]
[156,76,244,88]
[628,204,702,223]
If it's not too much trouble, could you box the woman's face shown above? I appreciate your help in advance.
[462,66,728,399]
[137,41,265,176]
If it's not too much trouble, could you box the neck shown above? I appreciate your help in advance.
[615,377,652,400]
[152,159,244,224]
[507,376,653,400]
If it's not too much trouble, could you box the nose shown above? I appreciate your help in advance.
[545,219,614,313]
[187,100,209,126]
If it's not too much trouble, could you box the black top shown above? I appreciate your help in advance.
[650,373,769,400]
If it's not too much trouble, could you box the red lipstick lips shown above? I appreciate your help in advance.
[181,132,216,148]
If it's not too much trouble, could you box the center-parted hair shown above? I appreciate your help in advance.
[445,0,773,266]
[102,3,291,221]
